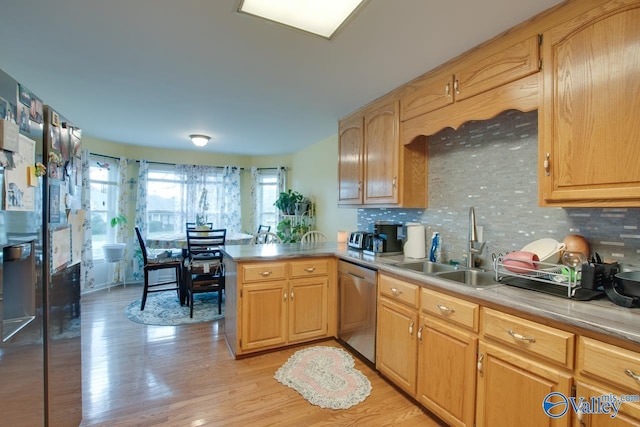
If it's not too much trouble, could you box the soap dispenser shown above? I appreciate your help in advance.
[429,232,440,263]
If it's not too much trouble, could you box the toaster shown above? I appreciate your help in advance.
[348,231,370,250]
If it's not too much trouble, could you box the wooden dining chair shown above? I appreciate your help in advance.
[300,230,328,244]
[135,227,182,310]
[250,231,282,245]
[184,227,226,317]
[186,222,213,230]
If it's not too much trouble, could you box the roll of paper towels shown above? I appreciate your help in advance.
[404,223,426,258]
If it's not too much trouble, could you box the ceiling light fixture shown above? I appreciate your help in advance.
[238,0,367,39]
[190,134,210,147]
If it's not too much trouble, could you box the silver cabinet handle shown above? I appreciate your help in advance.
[261,270,272,276]
[409,320,414,337]
[283,291,287,301]
[290,291,294,300]
[625,369,640,382]
[390,287,403,297]
[445,82,451,98]
[436,304,455,314]
[508,329,536,343]
[392,177,397,189]
[418,325,425,342]
[304,267,316,273]
[477,353,484,376]
[454,79,460,95]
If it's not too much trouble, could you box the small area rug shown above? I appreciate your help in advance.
[274,346,372,410]
[125,292,224,326]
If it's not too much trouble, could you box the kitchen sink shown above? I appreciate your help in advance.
[434,269,502,289]
[391,261,460,274]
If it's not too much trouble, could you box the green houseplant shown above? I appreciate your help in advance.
[275,189,304,215]
[104,214,128,261]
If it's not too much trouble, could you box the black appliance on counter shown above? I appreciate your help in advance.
[363,222,403,256]
[0,67,82,426]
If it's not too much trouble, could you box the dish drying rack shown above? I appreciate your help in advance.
[493,256,580,298]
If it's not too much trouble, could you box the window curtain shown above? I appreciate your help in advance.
[111,157,129,284]
[276,165,287,224]
[249,167,258,233]
[133,159,148,281]
[174,164,241,233]
[80,148,95,290]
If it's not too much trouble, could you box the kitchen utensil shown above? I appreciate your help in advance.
[603,270,640,308]
[502,251,539,274]
[520,238,566,263]
[562,251,587,270]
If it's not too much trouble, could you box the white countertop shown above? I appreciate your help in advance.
[221,242,640,346]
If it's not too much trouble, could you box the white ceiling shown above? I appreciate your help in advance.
[0,0,562,156]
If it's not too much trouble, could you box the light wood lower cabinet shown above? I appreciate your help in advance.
[573,382,640,427]
[233,258,335,355]
[417,315,478,427]
[376,295,418,395]
[475,341,572,427]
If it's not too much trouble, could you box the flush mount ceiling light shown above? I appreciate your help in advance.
[189,134,210,147]
[238,0,368,39]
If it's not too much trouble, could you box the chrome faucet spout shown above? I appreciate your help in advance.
[467,207,485,268]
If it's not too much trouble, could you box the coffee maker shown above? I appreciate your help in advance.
[364,222,404,255]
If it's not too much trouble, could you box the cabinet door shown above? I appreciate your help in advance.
[454,35,540,101]
[338,115,364,205]
[240,281,287,352]
[574,382,640,427]
[288,277,328,343]
[401,69,454,121]
[376,296,418,395]
[540,3,640,206]
[417,316,478,427]
[363,101,400,205]
[476,341,572,427]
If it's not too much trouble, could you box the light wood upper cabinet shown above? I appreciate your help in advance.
[338,98,427,208]
[337,114,364,205]
[401,35,540,122]
[539,0,640,206]
[363,100,400,205]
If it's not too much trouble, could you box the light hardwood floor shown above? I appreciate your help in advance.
[80,284,444,426]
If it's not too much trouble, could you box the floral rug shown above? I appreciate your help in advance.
[124,291,224,326]
[274,346,372,410]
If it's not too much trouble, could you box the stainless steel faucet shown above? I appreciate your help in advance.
[468,207,486,268]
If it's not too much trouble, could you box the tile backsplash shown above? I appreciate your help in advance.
[358,110,640,268]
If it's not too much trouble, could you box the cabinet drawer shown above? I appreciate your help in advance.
[242,262,287,282]
[420,288,479,332]
[482,308,575,368]
[379,274,419,309]
[578,336,640,392]
[289,259,329,278]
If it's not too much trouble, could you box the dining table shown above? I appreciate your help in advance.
[146,231,254,250]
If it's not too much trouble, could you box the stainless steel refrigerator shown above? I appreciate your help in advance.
[0,67,82,426]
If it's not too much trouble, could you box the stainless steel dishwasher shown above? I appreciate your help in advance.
[338,260,377,364]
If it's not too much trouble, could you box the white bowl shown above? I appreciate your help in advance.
[520,238,566,264]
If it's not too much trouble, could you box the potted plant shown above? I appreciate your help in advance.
[275,189,305,215]
[103,214,128,261]
[294,196,310,216]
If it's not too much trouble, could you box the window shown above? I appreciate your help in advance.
[89,156,120,260]
[145,164,234,237]
[255,169,278,231]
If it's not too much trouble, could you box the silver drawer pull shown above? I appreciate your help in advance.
[625,369,640,381]
[261,270,272,276]
[304,267,316,273]
[409,320,414,336]
[436,304,455,314]
[390,287,403,297]
[508,329,536,343]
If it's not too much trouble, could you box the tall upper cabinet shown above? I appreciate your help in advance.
[338,95,427,208]
[539,0,640,207]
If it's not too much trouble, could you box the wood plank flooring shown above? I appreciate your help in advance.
[80,284,444,426]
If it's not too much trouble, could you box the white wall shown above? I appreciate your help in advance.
[290,134,358,240]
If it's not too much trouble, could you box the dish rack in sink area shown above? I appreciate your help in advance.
[493,256,605,300]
